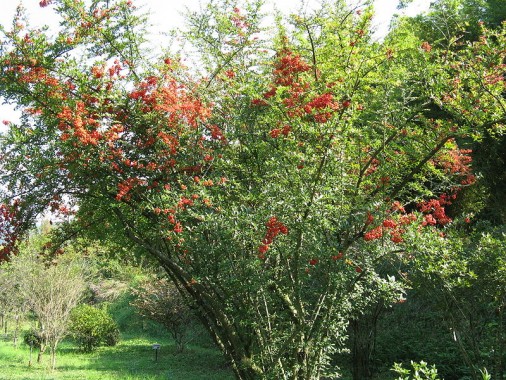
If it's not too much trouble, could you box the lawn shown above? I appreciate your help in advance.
[0,333,234,380]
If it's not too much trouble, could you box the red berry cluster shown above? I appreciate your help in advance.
[419,196,452,226]
[258,217,288,259]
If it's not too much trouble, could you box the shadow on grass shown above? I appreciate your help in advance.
[79,337,234,380]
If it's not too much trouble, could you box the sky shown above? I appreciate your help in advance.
[0,0,432,129]
[0,0,432,37]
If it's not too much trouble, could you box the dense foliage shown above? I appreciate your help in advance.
[69,304,119,352]
[362,2,506,379]
[0,0,504,379]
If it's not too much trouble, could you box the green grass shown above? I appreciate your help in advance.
[0,332,234,380]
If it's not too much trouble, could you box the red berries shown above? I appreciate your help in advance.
[364,226,383,241]
[257,217,288,257]
[421,41,432,53]
[382,219,397,229]
[173,222,183,233]
[332,253,343,261]
[269,125,291,138]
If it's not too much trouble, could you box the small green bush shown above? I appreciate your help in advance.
[69,304,119,352]
[392,361,440,380]
[23,328,42,349]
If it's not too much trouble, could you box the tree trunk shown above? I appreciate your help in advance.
[351,319,372,380]
[28,343,33,367]
[13,314,19,347]
[50,344,57,370]
[494,305,505,380]
[350,304,383,380]
[37,343,46,363]
[159,261,260,380]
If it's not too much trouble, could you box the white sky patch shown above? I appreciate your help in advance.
[0,0,431,131]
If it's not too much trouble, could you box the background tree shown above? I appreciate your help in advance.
[0,0,504,379]
[131,275,196,352]
[8,238,89,369]
[0,264,28,346]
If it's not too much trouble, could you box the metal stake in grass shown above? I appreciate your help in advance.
[152,343,161,362]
